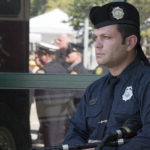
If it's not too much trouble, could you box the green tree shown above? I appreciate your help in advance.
[30,0,48,17]
[67,0,111,31]
[67,0,150,31]
[30,0,150,38]
[46,0,73,13]
[30,0,73,18]
[128,0,150,55]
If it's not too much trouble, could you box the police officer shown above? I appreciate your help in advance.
[56,34,75,70]
[65,43,89,74]
[66,43,89,107]
[64,2,150,150]
[34,42,75,147]
[36,42,67,73]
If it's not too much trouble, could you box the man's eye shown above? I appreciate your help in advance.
[104,35,111,39]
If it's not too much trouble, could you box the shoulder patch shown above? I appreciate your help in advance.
[95,67,103,75]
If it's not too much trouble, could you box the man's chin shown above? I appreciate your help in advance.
[97,61,105,65]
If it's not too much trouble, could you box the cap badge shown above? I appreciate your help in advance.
[122,86,133,101]
[112,6,124,20]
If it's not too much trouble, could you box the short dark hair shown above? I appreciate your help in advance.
[117,24,140,47]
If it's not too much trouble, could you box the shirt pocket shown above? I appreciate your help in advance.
[86,102,103,132]
[113,96,139,115]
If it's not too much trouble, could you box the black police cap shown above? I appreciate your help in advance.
[67,43,83,55]
[89,2,140,29]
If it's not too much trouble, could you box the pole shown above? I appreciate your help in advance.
[83,11,89,68]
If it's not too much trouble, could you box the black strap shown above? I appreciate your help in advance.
[137,44,150,66]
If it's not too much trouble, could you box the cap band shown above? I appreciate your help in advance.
[94,20,139,29]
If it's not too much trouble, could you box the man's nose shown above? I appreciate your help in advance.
[95,38,103,49]
[56,39,60,44]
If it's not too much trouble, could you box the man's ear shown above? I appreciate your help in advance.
[126,35,137,51]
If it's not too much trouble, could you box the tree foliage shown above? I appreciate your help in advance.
[66,0,150,31]
[67,0,112,31]
[30,0,150,40]
[30,0,72,18]
[46,0,73,13]
[30,0,48,17]
[30,0,150,26]
[127,0,150,42]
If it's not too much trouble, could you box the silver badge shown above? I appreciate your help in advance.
[112,6,124,20]
[122,86,133,101]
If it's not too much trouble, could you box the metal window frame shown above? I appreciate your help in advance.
[0,73,102,89]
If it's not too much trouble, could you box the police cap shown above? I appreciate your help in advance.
[37,42,58,55]
[89,2,140,29]
[67,43,83,55]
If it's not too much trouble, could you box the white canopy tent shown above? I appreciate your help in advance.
[29,8,97,69]
[29,8,75,44]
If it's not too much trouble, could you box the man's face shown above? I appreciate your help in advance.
[35,54,43,67]
[39,54,47,64]
[56,34,68,50]
[93,25,128,68]
[66,52,78,63]
[40,54,53,64]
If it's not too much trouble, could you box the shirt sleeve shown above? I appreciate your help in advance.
[64,93,89,145]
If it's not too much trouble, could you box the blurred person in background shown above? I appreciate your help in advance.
[65,43,89,74]
[56,33,74,69]
[36,42,66,73]
[29,59,36,73]
[34,42,75,147]
[32,53,44,73]
[65,43,89,107]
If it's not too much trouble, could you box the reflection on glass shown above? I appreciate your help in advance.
[30,89,85,147]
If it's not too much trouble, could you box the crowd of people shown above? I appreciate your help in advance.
[29,33,108,147]
[29,33,108,76]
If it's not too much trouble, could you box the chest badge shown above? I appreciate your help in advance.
[122,86,133,101]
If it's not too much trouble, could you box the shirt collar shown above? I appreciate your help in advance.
[118,57,140,82]
[106,57,140,84]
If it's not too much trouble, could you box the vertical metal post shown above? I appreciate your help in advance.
[83,11,89,68]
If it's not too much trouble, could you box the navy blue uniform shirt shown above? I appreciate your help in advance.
[64,58,150,150]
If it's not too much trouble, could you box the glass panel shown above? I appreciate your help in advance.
[30,88,85,148]
[0,73,102,150]
[29,1,110,77]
